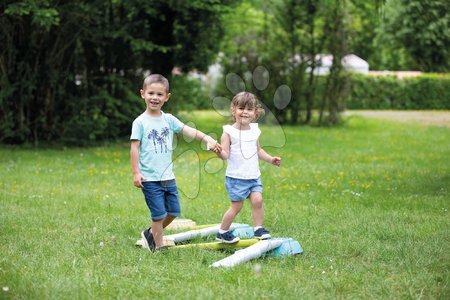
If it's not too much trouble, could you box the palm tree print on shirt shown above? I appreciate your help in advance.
[147,127,170,153]
[160,127,170,152]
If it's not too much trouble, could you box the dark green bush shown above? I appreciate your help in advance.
[58,75,209,146]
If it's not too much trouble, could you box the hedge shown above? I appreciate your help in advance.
[346,73,450,110]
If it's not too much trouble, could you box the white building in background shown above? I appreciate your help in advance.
[342,54,369,74]
[305,54,369,75]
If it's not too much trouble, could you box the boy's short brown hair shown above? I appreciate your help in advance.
[142,74,170,92]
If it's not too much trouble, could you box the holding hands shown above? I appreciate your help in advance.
[205,137,222,153]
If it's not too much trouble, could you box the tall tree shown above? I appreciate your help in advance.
[319,0,350,125]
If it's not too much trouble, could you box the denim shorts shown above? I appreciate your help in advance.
[225,176,263,201]
[141,179,180,221]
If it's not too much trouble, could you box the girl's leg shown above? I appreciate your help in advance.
[220,201,244,230]
[249,192,264,227]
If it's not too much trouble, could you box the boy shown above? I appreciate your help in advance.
[130,74,220,252]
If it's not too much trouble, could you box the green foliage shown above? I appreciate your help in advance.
[347,74,450,109]
[1,113,449,298]
[369,0,449,71]
[0,0,235,145]
[347,1,380,64]
[318,1,350,126]
[5,0,59,29]
[166,75,210,112]
[217,0,353,126]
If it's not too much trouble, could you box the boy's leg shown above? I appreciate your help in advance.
[151,219,164,248]
[162,179,180,230]
[249,192,264,227]
[220,201,244,230]
[153,179,179,249]
[141,181,167,251]
[163,215,177,228]
[146,215,175,248]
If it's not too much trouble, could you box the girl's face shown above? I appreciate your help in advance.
[140,83,171,114]
[233,105,257,127]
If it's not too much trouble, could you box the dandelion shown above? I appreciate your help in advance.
[2,287,9,292]
[253,263,262,275]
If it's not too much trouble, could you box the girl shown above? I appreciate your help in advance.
[215,92,281,243]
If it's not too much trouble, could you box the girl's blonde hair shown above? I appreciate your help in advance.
[230,92,265,121]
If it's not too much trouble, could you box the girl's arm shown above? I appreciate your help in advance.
[130,140,144,188]
[257,140,281,166]
[215,132,231,160]
[182,125,221,152]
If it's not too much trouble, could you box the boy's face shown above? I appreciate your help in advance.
[140,83,171,113]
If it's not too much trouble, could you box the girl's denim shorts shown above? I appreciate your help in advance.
[141,179,180,221]
[225,176,263,201]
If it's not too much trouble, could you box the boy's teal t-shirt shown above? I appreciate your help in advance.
[130,111,184,181]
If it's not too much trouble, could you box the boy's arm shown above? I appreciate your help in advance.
[130,140,144,188]
[215,132,231,160]
[257,140,281,166]
[182,125,221,152]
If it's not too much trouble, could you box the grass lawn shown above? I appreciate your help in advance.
[1,111,449,299]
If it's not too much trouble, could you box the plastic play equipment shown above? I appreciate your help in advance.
[165,223,254,243]
[210,238,303,267]
[135,223,253,246]
[135,221,303,267]
[210,239,284,267]
[172,238,260,250]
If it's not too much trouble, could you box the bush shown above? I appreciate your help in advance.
[346,73,450,110]
[165,75,210,112]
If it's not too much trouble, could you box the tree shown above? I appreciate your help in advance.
[0,0,236,144]
[319,0,350,125]
[218,0,351,126]
[347,0,381,64]
[379,0,449,72]
[269,0,323,125]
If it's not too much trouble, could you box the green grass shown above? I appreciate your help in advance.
[1,112,449,299]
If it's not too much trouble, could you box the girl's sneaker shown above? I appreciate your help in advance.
[216,231,240,243]
[254,227,271,240]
